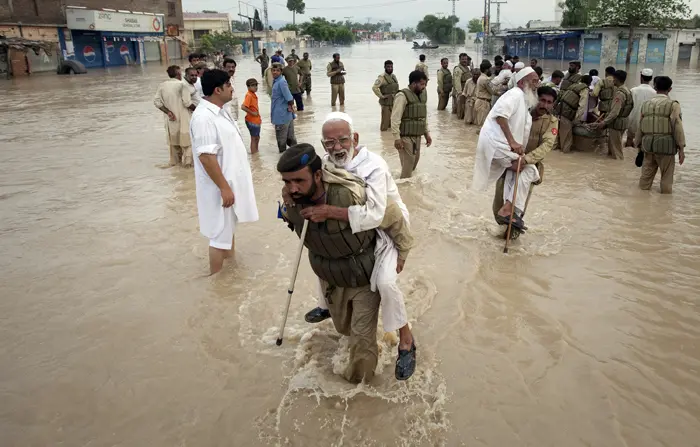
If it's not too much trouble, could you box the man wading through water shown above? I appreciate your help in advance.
[372,60,399,132]
[299,112,417,380]
[278,144,416,382]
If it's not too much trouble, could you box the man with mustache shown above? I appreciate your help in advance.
[390,70,432,178]
[559,60,582,91]
[298,112,417,380]
[452,53,472,119]
[278,143,415,382]
[492,86,559,237]
[461,68,481,125]
[372,60,399,132]
[472,67,540,232]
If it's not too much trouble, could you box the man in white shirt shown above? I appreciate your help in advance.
[190,69,259,275]
[490,60,513,105]
[507,61,525,90]
[183,67,199,111]
[472,67,540,231]
[626,68,657,147]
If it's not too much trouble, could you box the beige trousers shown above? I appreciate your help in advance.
[473,98,491,127]
[437,92,450,110]
[331,84,345,106]
[398,136,422,179]
[558,117,573,153]
[170,145,193,167]
[639,152,675,194]
[321,281,380,384]
[380,105,392,131]
[608,129,624,160]
[455,94,466,119]
[464,98,475,125]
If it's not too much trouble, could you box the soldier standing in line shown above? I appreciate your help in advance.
[636,76,686,194]
[436,58,453,110]
[297,52,312,96]
[553,75,591,153]
[452,53,471,118]
[591,70,633,160]
[326,53,346,107]
[591,66,616,117]
[559,60,582,91]
[391,70,432,179]
[372,60,400,132]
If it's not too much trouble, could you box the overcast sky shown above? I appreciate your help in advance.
[182,0,700,29]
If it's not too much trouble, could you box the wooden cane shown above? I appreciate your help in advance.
[276,219,310,346]
[504,157,523,254]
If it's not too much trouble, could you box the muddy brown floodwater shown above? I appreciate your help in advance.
[1,41,700,446]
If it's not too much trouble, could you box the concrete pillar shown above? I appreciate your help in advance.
[637,34,649,65]
[690,42,700,68]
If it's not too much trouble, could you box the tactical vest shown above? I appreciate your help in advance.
[297,59,311,75]
[330,61,345,84]
[598,79,615,113]
[555,82,587,121]
[458,66,470,90]
[379,73,399,106]
[399,88,427,137]
[440,68,453,93]
[560,73,582,91]
[285,185,375,288]
[610,87,633,131]
[640,97,678,156]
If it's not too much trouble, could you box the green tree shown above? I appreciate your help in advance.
[468,18,483,33]
[403,27,416,40]
[684,13,700,27]
[559,0,599,27]
[416,15,466,45]
[279,23,299,31]
[589,0,690,69]
[231,20,249,32]
[298,17,354,44]
[287,0,306,25]
[200,31,242,54]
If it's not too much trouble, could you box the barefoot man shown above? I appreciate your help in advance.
[190,69,259,274]
[471,67,540,232]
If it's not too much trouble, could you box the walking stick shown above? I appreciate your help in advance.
[504,157,523,254]
[276,219,310,346]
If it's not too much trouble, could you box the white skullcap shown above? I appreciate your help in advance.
[514,62,525,70]
[324,111,353,127]
[515,67,536,83]
[641,68,653,76]
[504,61,513,68]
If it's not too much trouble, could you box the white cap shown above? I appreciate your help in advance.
[504,60,513,68]
[514,67,536,83]
[641,68,653,76]
[514,62,525,70]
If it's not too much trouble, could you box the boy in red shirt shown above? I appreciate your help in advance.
[241,78,261,154]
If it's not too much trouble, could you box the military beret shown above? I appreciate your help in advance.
[277,143,319,173]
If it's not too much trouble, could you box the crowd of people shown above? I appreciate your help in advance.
[151,47,686,386]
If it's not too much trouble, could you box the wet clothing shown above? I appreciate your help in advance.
[555,82,588,153]
[297,58,312,93]
[327,60,346,105]
[190,99,259,249]
[255,53,269,76]
[628,83,656,139]
[474,74,494,126]
[602,86,633,159]
[493,113,558,217]
[472,87,535,197]
[592,76,615,114]
[636,95,685,194]
[373,72,400,131]
[154,78,193,166]
[437,67,452,110]
[391,89,429,178]
[453,64,470,117]
[462,78,478,125]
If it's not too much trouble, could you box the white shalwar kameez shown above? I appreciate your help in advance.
[194,77,204,98]
[190,99,259,249]
[471,87,539,213]
[316,146,410,332]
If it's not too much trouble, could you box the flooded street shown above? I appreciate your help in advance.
[2,40,700,446]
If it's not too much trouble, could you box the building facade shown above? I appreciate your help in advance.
[182,13,230,49]
[0,0,184,76]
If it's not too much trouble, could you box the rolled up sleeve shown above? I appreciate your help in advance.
[191,116,220,155]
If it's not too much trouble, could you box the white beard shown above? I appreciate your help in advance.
[524,86,538,109]
[330,148,354,168]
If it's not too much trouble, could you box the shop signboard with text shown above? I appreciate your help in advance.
[67,9,164,34]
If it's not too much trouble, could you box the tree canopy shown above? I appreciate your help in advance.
[589,0,690,67]
[287,0,306,25]
[297,17,355,45]
[559,0,598,27]
[200,31,242,54]
[468,18,483,33]
[416,15,466,44]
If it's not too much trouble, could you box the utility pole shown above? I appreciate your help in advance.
[448,0,459,46]
[262,0,269,51]
[238,1,258,57]
[483,0,490,56]
[492,0,506,34]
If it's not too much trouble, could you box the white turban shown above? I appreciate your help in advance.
[514,62,525,70]
[504,60,513,68]
[514,67,535,84]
